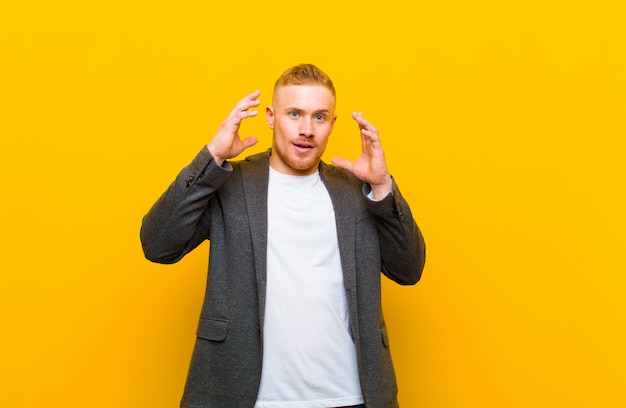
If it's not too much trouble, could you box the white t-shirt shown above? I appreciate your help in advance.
[254,167,364,408]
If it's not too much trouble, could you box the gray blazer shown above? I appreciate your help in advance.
[141,148,426,408]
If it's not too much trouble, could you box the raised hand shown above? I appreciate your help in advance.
[207,90,261,165]
[331,112,393,200]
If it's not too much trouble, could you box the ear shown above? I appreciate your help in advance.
[266,106,275,129]
[330,114,337,133]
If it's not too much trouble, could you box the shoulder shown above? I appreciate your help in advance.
[231,149,271,171]
[319,161,362,187]
[319,161,366,205]
[223,149,271,177]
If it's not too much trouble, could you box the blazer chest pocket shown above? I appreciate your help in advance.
[197,316,229,342]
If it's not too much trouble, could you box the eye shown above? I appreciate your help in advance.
[315,114,326,121]
[289,111,299,118]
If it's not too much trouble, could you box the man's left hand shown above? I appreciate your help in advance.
[332,112,393,200]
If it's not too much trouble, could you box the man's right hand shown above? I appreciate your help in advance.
[207,90,261,166]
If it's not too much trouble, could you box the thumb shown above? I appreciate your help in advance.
[331,157,353,172]
[242,136,259,149]
[232,136,258,158]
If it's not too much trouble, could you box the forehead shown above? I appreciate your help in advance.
[273,84,336,111]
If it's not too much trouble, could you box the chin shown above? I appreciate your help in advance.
[288,160,318,174]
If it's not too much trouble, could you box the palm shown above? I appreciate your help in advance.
[333,112,390,184]
[207,91,261,163]
[331,112,393,199]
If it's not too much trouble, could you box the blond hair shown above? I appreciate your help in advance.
[273,63,336,101]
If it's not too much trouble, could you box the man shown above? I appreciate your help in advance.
[141,64,426,408]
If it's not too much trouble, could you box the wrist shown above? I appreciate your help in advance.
[206,145,225,166]
[369,175,393,201]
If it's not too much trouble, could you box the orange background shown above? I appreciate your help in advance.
[1,1,624,406]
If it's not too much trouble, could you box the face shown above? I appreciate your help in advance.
[266,84,336,175]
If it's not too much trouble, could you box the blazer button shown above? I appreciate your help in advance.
[186,175,196,187]
[392,207,404,222]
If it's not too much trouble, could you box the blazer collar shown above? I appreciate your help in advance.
[319,162,358,293]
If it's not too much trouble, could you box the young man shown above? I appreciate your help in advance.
[141,64,426,408]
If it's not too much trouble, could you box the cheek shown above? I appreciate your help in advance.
[277,121,296,136]
[317,123,333,137]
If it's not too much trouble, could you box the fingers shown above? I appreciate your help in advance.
[352,111,383,154]
[351,111,373,129]
[241,90,261,111]
[209,91,261,163]
[228,90,261,124]
[352,111,380,139]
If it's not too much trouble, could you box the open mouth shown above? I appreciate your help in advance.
[293,142,315,150]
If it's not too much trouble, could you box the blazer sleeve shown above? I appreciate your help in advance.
[140,147,232,264]
[364,179,426,285]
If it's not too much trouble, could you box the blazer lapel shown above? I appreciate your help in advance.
[240,157,360,338]
[240,151,270,329]
[320,163,360,338]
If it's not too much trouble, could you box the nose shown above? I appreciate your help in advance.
[299,119,314,138]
